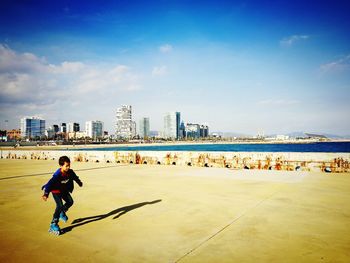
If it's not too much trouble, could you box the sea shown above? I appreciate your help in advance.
[70,141,350,153]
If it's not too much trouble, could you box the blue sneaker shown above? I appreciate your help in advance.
[60,211,68,223]
[49,223,60,235]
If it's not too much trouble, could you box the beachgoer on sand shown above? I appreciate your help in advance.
[41,156,83,235]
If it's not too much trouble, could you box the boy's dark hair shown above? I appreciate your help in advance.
[59,156,71,166]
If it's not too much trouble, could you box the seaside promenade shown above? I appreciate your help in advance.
[0,159,349,262]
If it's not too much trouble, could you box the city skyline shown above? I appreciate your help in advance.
[0,1,349,135]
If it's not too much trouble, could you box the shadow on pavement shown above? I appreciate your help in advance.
[61,199,162,235]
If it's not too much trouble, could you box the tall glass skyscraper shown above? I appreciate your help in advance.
[20,117,45,139]
[163,112,180,139]
[139,117,150,138]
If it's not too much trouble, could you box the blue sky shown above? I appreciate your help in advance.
[0,0,349,135]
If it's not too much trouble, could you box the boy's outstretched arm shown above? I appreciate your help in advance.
[41,172,59,201]
[71,170,83,187]
[42,188,50,201]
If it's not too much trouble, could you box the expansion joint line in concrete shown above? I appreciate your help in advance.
[174,187,284,263]
[0,164,128,181]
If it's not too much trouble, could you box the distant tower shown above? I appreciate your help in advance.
[60,123,66,133]
[200,125,209,138]
[85,120,103,139]
[179,121,186,139]
[115,105,136,139]
[185,123,200,139]
[52,125,59,133]
[20,116,45,139]
[163,112,180,139]
[74,123,80,132]
[68,122,80,133]
[139,117,150,139]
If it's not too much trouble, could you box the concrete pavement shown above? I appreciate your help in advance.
[0,159,349,262]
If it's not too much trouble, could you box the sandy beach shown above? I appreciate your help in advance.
[0,159,349,262]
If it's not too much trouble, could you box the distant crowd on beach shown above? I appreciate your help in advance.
[321,158,349,173]
[126,152,349,173]
[2,150,350,173]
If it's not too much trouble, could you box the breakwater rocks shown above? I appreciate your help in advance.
[1,150,350,173]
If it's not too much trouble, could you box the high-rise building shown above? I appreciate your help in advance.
[45,127,56,139]
[163,112,181,139]
[139,117,150,138]
[200,125,209,137]
[67,122,80,132]
[20,116,45,139]
[185,123,209,139]
[60,123,67,133]
[85,120,103,139]
[52,125,59,133]
[179,121,186,139]
[115,105,136,139]
[74,123,80,132]
[67,123,73,133]
[185,123,200,139]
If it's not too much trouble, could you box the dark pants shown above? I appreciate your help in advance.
[52,192,74,223]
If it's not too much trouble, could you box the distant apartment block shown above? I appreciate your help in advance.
[185,123,209,139]
[85,120,103,139]
[45,126,56,139]
[60,123,67,133]
[179,121,186,139]
[185,123,200,138]
[200,125,209,137]
[163,112,180,139]
[52,125,59,133]
[139,117,150,138]
[115,105,136,139]
[20,116,45,139]
[67,122,80,133]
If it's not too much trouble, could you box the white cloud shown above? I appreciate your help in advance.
[0,44,47,74]
[320,55,350,73]
[0,44,63,106]
[0,44,142,120]
[159,44,173,53]
[48,61,86,74]
[280,35,309,47]
[152,65,168,76]
[75,65,141,94]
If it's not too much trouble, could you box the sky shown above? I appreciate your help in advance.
[0,0,350,136]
